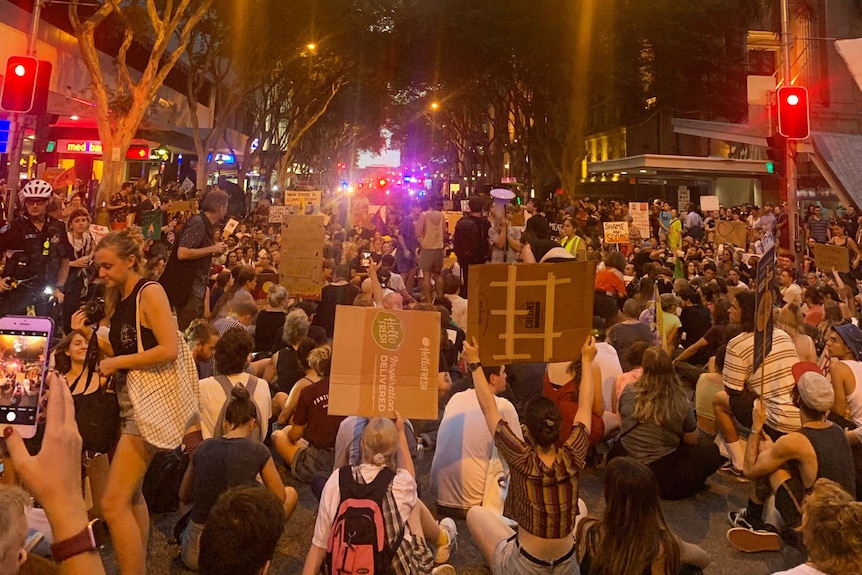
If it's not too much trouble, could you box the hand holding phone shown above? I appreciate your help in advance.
[360,250,372,269]
[0,316,53,439]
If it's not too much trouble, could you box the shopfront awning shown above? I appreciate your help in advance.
[836,38,862,93]
[586,153,772,177]
[810,132,862,209]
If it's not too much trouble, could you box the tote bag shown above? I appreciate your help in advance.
[126,282,199,450]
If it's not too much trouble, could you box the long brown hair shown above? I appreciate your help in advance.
[633,347,690,426]
[576,458,681,575]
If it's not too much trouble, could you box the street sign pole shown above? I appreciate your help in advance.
[780,0,801,266]
[4,0,43,220]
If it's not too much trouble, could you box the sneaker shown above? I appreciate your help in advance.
[719,461,749,482]
[435,517,458,564]
[431,565,456,575]
[727,527,782,552]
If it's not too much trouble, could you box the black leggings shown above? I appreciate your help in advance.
[648,435,724,500]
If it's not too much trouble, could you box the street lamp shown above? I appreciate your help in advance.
[306,43,317,52]
[430,101,439,111]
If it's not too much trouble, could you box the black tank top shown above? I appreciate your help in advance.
[798,424,856,495]
[109,278,159,358]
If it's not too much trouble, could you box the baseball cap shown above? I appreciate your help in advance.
[832,323,862,361]
[795,369,835,412]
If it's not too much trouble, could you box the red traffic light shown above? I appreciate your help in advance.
[776,86,810,140]
[1,56,39,113]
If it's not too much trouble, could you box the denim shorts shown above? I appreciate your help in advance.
[491,534,579,575]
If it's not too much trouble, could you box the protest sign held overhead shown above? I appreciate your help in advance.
[468,261,597,365]
[603,221,629,244]
[280,215,325,299]
[329,306,441,420]
[812,243,850,273]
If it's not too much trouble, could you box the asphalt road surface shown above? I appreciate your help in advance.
[93,449,807,575]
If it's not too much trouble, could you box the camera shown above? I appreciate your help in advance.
[83,283,106,325]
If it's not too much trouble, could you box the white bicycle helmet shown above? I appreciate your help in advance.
[21,179,53,199]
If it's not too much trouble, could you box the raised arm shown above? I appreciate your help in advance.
[574,336,597,432]
[462,337,502,435]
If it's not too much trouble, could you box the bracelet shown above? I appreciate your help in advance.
[751,428,762,435]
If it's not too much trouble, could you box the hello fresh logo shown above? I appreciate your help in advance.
[372,312,404,350]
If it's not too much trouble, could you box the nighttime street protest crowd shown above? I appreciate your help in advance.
[1,176,862,575]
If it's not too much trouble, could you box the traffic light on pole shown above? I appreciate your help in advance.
[1,56,39,113]
[776,86,810,140]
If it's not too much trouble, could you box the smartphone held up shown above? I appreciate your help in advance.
[0,316,53,438]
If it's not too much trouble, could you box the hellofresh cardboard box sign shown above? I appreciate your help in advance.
[329,306,440,420]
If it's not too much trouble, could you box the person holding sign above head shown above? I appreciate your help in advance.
[464,335,595,575]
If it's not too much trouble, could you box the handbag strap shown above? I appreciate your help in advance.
[134,281,161,354]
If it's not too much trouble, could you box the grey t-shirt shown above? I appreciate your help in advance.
[618,385,696,464]
[607,322,654,371]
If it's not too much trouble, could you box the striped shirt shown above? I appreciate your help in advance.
[723,329,800,433]
[495,419,589,539]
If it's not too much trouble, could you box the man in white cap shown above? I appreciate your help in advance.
[726,364,856,553]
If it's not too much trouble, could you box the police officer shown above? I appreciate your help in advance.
[0,180,72,318]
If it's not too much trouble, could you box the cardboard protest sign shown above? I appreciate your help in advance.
[714,220,748,247]
[812,243,850,273]
[603,221,629,244]
[141,210,162,241]
[628,202,651,240]
[329,306,441,419]
[268,205,289,224]
[700,195,720,213]
[753,247,776,374]
[509,210,526,227]
[280,215,325,299]
[468,261,597,365]
[167,200,195,213]
[284,190,321,215]
[677,187,691,210]
[223,218,239,236]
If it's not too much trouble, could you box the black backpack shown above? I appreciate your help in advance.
[326,466,402,575]
[453,216,487,264]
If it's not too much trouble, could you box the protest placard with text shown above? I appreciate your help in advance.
[603,221,629,244]
[812,243,850,273]
[280,215,325,298]
[329,306,441,419]
[714,220,748,247]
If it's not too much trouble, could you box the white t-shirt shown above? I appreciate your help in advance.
[312,464,417,548]
[430,389,521,510]
[782,282,803,306]
[386,271,406,293]
[444,293,468,330]
[198,373,273,439]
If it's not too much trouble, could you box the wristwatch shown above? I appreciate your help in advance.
[468,361,482,372]
[51,519,104,562]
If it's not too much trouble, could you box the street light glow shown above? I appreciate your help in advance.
[430,101,439,110]
[306,43,317,51]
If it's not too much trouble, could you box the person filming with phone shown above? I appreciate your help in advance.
[0,180,72,319]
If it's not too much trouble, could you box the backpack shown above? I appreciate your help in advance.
[326,466,402,575]
[453,216,487,264]
[212,374,264,443]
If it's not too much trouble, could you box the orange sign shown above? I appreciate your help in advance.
[58,139,103,155]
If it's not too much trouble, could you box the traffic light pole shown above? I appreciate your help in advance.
[780,0,801,261]
[4,0,42,220]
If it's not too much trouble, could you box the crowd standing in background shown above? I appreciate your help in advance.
[0,176,861,575]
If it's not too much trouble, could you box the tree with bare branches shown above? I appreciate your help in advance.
[69,0,214,211]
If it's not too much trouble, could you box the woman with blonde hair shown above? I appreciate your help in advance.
[70,229,183,575]
[615,346,723,499]
[772,479,862,575]
[777,303,817,363]
[302,415,456,575]
[576,457,710,575]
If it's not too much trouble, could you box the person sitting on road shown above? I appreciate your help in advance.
[615,346,723,499]
[269,309,310,395]
[271,345,345,484]
[301,416,458,575]
[198,327,286,440]
[431,363,522,519]
[575,457,711,575]
[277,341,329,426]
[465,335,595,574]
[210,265,256,319]
[184,319,219,379]
[770,479,862,575]
[712,291,800,476]
[727,367,855,553]
[180,386,298,570]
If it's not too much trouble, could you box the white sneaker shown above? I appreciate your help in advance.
[435,517,458,564]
